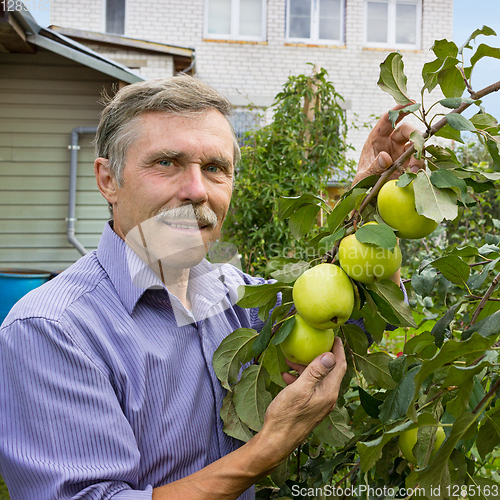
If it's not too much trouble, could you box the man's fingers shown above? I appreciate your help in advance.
[376,104,412,137]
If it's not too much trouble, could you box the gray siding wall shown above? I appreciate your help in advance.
[0,49,116,272]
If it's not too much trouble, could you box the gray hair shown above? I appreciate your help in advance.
[95,74,240,184]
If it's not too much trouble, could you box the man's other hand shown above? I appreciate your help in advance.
[352,104,425,186]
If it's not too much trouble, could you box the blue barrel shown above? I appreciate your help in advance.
[0,269,52,325]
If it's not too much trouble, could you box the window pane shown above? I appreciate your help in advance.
[240,0,262,37]
[319,0,341,40]
[289,0,311,39]
[396,3,417,44]
[366,1,388,43]
[208,0,231,35]
[106,0,125,35]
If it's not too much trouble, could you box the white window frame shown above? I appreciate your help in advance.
[285,0,345,45]
[203,0,267,42]
[363,0,422,50]
[103,0,128,35]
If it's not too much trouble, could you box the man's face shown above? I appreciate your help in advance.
[110,109,235,270]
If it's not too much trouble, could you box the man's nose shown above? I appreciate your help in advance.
[177,166,209,205]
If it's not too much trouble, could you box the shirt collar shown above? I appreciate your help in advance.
[97,221,230,318]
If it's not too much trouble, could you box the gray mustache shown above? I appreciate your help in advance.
[154,204,218,227]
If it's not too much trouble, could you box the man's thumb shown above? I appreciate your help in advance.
[304,352,336,383]
[320,352,336,369]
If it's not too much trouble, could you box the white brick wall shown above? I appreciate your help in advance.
[49,0,454,158]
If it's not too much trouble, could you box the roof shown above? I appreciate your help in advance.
[0,8,144,84]
[49,26,194,58]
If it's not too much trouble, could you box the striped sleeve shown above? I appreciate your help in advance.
[0,317,153,500]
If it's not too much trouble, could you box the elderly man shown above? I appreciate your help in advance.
[0,74,419,500]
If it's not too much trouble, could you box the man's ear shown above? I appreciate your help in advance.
[94,158,118,205]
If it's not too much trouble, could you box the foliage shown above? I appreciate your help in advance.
[214,27,500,499]
[221,66,354,276]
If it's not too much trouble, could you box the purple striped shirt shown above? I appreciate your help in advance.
[0,222,267,500]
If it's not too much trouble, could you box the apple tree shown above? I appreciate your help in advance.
[213,26,500,500]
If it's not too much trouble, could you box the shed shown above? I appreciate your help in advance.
[0,9,192,272]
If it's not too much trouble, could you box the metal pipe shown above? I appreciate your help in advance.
[67,126,98,256]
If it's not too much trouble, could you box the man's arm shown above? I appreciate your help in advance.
[152,340,346,500]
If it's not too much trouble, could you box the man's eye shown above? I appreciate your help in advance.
[159,160,172,167]
[206,165,221,173]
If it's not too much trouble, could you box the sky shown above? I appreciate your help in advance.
[452,0,500,120]
[28,0,500,118]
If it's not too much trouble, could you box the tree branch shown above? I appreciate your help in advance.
[467,269,500,327]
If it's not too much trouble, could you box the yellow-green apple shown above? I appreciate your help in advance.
[338,223,402,284]
[292,263,354,329]
[377,180,438,239]
[280,314,336,365]
[399,426,446,464]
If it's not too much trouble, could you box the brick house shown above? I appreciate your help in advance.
[0,1,454,271]
[50,0,454,154]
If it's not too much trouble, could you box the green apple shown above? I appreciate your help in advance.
[280,314,336,365]
[377,180,438,239]
[292,263,354,329]
[399,426,446,464]
[338,223,402,284]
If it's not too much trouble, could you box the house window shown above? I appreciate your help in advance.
[364,0,421,48]
[204,0,267,41]
[286,0,344,44]
[106,0,126,35]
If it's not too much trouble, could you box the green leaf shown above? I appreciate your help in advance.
[278,193,329,220]
[271,315,296,346]
[357,413,435,473]
[328,188,364,233]
[395,172,417,187]
[388,353,407,383]
[233,364,272,432]
[476,401,500,460]
[468,477,500,500]
[413,171,458,223]
[366,280,417,328]
[408,333,494,421]
[341,323,369,356]
[486,139,500,170]
[355,223,397,251]
[446,113,477,132]
[220,392,255,442]
[358,387,383,419]
[411,266,439,297]
[317,228,345,254]
[354,351,397,390]
[422,56,458,93]
[289,203,320,240]
[388,102,421,128]
[430,255,470,286]
[470,43,500,72]
[406,412,479,500]
[377,52,412,105]
[252,314,274,357]
[378,366,418,423]
[430,169,468,202]
[460,25,497,53]
[410,130,425,158]
[434,123,464,143]
[237,282,289,309]
[430,303,460,347]
[213,328,258,390]
[439,97,476,109]
[438,66,466,98]
[432,39,459,59]
[312,406,354,447]
[470,112,499,131]
[461,310,500,340]
[260,342,288,388]
[270,261,310,284]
